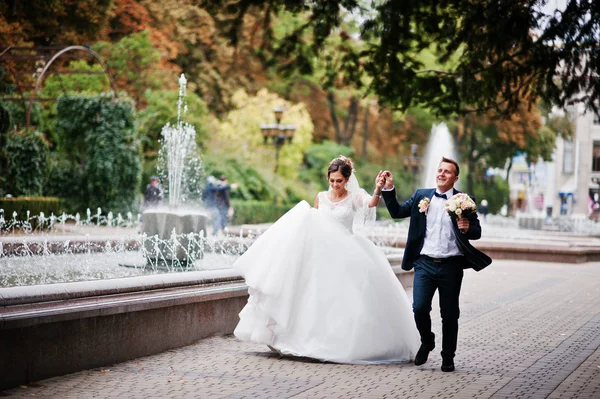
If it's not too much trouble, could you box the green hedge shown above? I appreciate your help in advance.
[230,200,295,225]
[3,130,49,196]
[0,197,62,220]
[54,93,141,213]
[229,200,394,225]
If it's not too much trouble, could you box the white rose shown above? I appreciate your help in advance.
[455,208,463,216]
[448,202,457,212]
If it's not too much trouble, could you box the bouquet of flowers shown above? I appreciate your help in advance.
[444,193,477,220]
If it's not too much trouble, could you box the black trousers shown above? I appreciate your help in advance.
[412,255,464,359]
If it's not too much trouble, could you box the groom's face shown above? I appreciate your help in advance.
[436,162,459,192]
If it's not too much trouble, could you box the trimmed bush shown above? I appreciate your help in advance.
[44,154,84,214]
[230,200,294,225]
[0,102,10,133]
[0,196,62,220]
[3,130,49,196]
[55,93,141,214]
[1,101,42,130]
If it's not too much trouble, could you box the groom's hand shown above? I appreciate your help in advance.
[382,170,394,190]
[457,217,470,233]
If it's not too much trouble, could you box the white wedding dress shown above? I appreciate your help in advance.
[233,189,420,364]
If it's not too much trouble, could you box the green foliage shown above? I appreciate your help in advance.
[0,197,62,226]
[1,101,42,130]
[38,60,113,148]
[204,156,277,201]
[0,66,14,95]
[213,89,314,179]
[138,89,209,153]
[470,175,509,215]
[230,200,294,224]
[200,153,314,205]
[0,102,10,133]
[41,60,109,98]
[217,0,600,116]
[55,93,142,213]
[3,130,49,196]
[94,30,166,103]
[300,141,354,188]
[354,158,416,202]
[44,153,85,214]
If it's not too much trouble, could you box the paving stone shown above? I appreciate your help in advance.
[1,259,600,398]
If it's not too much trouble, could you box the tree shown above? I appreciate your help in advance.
[0,0,114,45]
[137,88,209,154]
[455,100,552,194]
[210,0,600,117]
[210,88,314,179]
[109,0,152,41]
[94,30,171,105]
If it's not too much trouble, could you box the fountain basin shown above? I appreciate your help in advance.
[142,207,209,265]
[0,269,248,391]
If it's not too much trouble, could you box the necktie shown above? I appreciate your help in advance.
[433,192,447,199]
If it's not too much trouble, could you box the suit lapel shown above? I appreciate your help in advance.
[428,188,436,201]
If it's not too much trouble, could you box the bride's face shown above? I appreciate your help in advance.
[328,171,348,193]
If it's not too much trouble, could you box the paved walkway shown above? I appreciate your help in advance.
[2,258,600,398]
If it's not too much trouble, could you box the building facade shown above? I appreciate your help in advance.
[506,105,600,219]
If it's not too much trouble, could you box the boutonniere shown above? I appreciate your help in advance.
[418,197,430,215]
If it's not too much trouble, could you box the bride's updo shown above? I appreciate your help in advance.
[328,156,354,179]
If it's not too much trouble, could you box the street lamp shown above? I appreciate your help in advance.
[260,107,296,173]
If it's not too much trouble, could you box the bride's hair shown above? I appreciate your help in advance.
[328,156,354,179]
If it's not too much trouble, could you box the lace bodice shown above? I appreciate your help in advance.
[317,191,359,232]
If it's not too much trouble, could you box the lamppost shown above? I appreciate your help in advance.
[260,107,296,173]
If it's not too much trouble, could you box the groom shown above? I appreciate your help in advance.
[380,157,491,372]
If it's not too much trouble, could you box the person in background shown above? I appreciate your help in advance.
[479,199,489,221]
[213,175,232,235]
[144,176,163,209]
[203,175,238,236]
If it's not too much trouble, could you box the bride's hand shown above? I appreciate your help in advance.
[375,170,386,189]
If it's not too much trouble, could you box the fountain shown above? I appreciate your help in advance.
[422,122,459,187]
[141,73,209,267]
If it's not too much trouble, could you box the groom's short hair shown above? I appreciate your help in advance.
[441,157,460,176]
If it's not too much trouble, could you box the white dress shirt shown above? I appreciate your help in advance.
[420,188,463,258]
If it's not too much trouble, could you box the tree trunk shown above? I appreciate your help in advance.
[327,90,342,143]
[343,97,359,146]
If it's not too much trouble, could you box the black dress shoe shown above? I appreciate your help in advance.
[441,358,455,372]
[414,333,435,366]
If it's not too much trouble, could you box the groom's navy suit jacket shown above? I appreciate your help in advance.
[382,187,492,272]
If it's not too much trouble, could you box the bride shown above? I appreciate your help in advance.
[233,156,419,364]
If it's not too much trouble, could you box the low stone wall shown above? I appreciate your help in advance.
[0,271,247,391]
[0,260,413,390]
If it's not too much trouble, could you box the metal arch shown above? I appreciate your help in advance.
[26,45,118,130]
[0,46,13,59]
